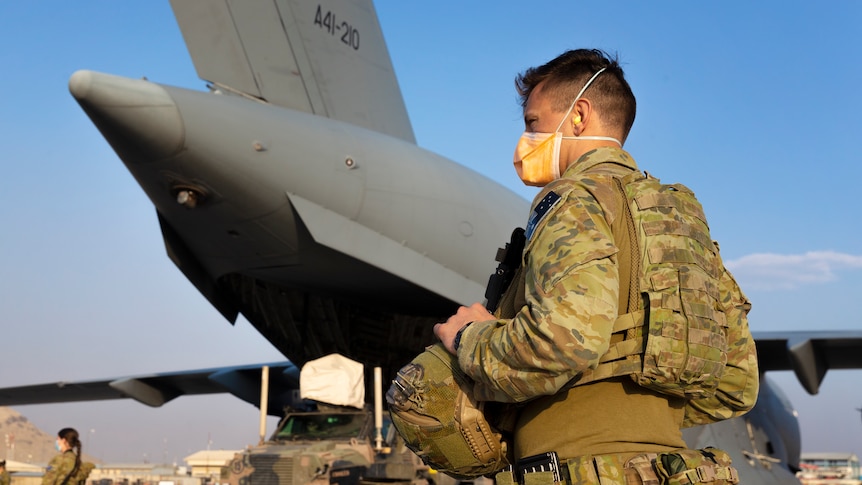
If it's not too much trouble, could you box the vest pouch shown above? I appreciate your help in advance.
[495,468,516,485]
[635,267,727,399]
[624,453,661,485]
[637,292,690,398]
[655,448,738,485]
[521,471,556,485]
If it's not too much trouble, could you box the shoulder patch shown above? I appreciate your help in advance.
[525,191,561,240]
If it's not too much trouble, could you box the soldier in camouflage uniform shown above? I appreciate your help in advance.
[0,460,10,485]
[433,49,758,484]
[43,428,94,485]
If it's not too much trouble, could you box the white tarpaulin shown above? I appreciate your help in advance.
[300,353,365,409]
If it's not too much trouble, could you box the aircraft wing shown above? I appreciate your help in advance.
[0,362,300,416]
[7,331,862,410]
[169,0,415,143]
[752,330,862,395]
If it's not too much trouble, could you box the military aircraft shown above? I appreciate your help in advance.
[3,2,862,485]
[62,0,526,380]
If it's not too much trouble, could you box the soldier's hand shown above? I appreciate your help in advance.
[434,303,494,354]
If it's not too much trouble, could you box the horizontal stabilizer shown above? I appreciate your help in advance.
[753,330,862,394]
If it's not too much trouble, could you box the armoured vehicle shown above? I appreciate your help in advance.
[220,355,459,485]
[220,403,446,485]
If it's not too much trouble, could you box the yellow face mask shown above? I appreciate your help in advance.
[512,67,621,186]
[513,131,563,186]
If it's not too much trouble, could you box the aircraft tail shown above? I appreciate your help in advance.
[169,0,415,143]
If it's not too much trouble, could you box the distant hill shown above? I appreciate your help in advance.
[0,407,98,465]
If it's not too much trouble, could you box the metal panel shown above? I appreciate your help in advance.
[286,191,484,305]
[275,0,415,142]
[170,0,261,97]
[225,0,318,113]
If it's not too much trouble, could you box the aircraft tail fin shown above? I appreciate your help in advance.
[169,0,415,143]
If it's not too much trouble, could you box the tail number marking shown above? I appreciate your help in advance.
[314,5,360,50]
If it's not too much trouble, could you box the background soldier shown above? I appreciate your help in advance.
[0,460,10,485]
[42,428,94,485]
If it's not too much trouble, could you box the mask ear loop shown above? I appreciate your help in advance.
[554,67,608,132]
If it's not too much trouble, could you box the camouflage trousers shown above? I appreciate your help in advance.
[496,448,739,485]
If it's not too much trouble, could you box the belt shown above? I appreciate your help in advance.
[496,451,654,485]
[498,448,738,485]
[564,453,657,485]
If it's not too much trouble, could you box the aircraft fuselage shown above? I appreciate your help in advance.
[70,70,528,373]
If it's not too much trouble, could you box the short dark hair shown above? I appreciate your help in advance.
[516,49,636,141]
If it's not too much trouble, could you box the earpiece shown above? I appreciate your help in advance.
[573,115,582,125]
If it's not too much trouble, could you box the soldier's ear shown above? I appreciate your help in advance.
[570,99,591,135]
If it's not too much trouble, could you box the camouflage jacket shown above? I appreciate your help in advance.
[457,147,757,425]
[457,147,634,402]
[1,470,10,485]
[42,451,93,485]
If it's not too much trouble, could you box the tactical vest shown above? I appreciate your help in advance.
[576,170,728,398]
[498,170,729,399]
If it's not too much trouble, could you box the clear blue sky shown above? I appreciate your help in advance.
[2,1,861,465]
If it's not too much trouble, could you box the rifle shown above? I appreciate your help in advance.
[484,227,526,313]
